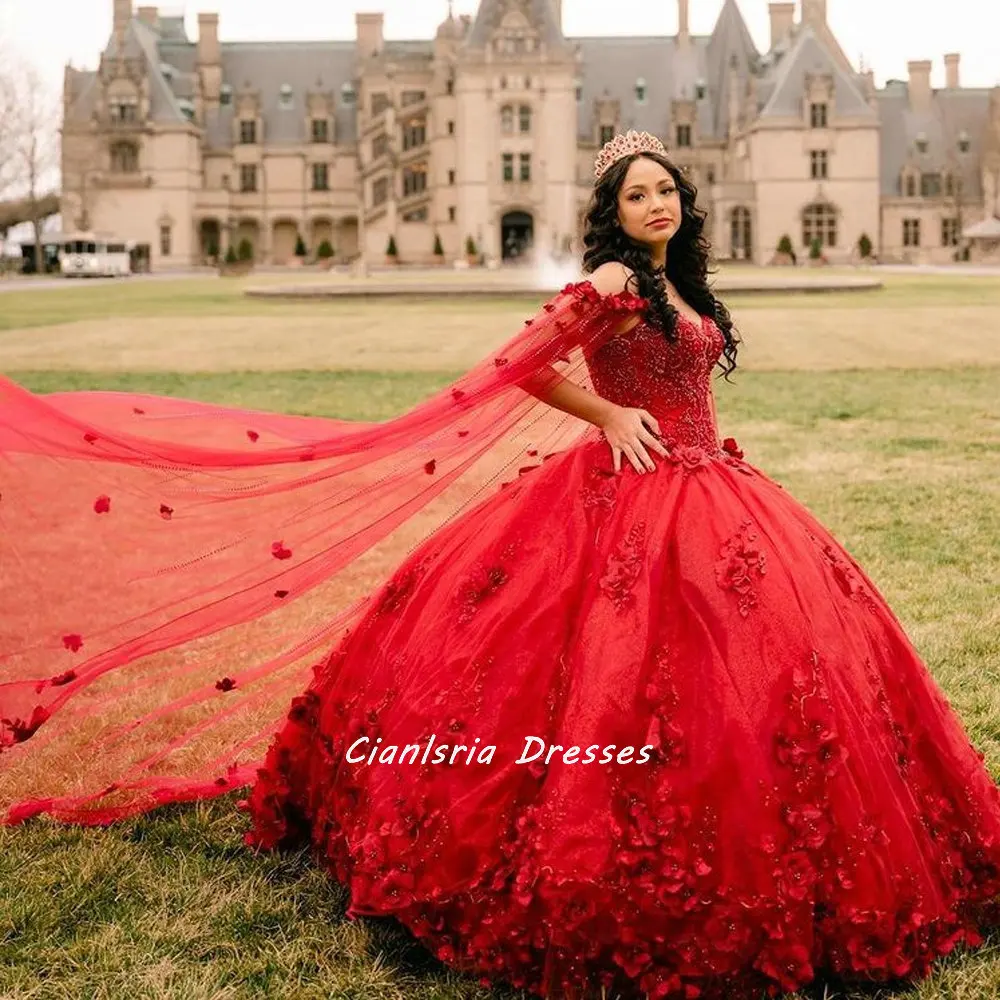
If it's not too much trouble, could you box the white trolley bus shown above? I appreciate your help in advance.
[59,233,134,278]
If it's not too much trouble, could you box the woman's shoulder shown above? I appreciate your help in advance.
[587,261,637,297]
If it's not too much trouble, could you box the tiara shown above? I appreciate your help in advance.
[594,130,667,180]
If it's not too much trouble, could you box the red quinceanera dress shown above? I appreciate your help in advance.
[1,281,999,999]
[244,297,1000,997]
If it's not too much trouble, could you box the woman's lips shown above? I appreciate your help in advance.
[648,219,672,229]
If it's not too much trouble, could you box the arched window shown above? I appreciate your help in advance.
[110,141,139,174]
[905,174,916,197]
[500,105,514,133]
[518,104,531,133]
[802,203,838,248]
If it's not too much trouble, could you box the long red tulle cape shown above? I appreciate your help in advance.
[0,280,646,826]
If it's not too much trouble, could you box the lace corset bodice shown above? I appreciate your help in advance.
[584,311,725,454]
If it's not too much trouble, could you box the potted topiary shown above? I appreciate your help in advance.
[433,232,445,264]
[385,234,399,265]
[772,234,796,266]
[292,233,307,267]
[219,243,241,276]
[808,236,827,266]
[316,239,335,270]
[857,232,874,262]
[465,235,477,267]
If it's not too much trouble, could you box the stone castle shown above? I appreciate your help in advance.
[60,0,1000,268]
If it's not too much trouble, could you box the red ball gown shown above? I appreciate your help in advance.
[2,281,999,999]
[243,290,1000,997]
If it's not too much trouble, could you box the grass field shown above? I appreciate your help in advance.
[1,272,1000,999]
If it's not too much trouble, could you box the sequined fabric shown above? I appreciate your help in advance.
[246,297,1000,999]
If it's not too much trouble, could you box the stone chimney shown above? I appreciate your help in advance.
[113,0,132,38]
[678,0,690,47]
[197,13,222,107]
[356,13,384,60]
[944,53,961,89]
[137,5,158,29]
[768,3,795,49]
[801,0,827,25]
[908,60,933,112]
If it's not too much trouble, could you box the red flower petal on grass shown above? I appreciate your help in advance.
[215,677,236,692]
[159,504,174,520]
[424,460,437,475]
[94,495,111,514]
[274,589,289,599]
[246,430,259,442]
[62,633,84,652]
[271,541,293,560]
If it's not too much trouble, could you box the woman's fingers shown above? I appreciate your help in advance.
[638,426,670,457]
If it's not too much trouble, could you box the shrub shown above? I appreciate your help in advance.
[858,232,874,259]
[777,234,794,256]
[294,234,307,257]
[316,240,334,259]
[386,235,398,257]
[433,233,444,256]
[237,239,254,262]
[465,235,477,256]
[808,237,823,260]
[224,245,238,264]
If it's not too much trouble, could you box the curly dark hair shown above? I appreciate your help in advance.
[581,151,739,380]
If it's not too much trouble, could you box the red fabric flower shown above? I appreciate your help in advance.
[457,430,469,437]
[722,437,744,459]
[132,406,145,415]
[271,541,293,560]
[215,677,236,692]
[51,670,77,686]
[494,357,509,367]
[246,430,260,442]
[159,504,174,520]
[62,633,84,652]
[274,589,289,599]
[424,460,437,475]
[94,495,111,514]
[84,432,98,444]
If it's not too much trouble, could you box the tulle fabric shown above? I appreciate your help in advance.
[0,280,645,825]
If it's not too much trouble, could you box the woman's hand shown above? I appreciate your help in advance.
[597,405,669,474]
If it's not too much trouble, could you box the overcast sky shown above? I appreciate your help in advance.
[2,0,998,99]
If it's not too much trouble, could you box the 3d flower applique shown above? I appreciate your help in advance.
[714,519,767,617]
[274,589,290,599]
[271,540,293,560]
[599,521,646,612]
[665,444,711,472]
[50,670,77,686]
[0,707,50,747]
[246,430,260,442]
[494,356,509,367]
[457,430,470,438]
[132,406,145,415]
[215,677,237,692]
[94,495,112,514]
[84,432,98,444]
[451,387,466,402]
[159,504,174,520]
[721,437,744,459]
[62,633,84,652]
[424,460,437,475]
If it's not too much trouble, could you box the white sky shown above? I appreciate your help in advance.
[1,0,998,101]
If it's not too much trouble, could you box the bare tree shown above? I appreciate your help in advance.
[1,57,59,271]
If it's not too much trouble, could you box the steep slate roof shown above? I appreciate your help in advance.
[876,83,989,198]
[704,0,759,136]
[466,0,565,49]
[758,26,873,120]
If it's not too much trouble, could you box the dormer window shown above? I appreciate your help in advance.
[109,97,139,124]
[239,119,257,144]
[695,79,707,100]
[220,84,233,106]
[110,141,139,173]
[178,99,195,122]
[635,77,647,104]
[340,82,357,105]
[279,84,294,110]
[575,77,582,102]
[958,130,971,153]
[810,102,828,128]
[915,131,928,154]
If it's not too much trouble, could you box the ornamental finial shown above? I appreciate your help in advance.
[593,129,667,181]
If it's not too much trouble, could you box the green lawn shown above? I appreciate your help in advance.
[2,273,1000,999]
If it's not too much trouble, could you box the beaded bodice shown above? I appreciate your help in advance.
[584,311,725,453]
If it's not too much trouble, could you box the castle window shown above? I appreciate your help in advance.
[312,163,329,191]
[905,174,916,197]
[695,79,707,100]
[448,169,455,185]
[279,84,294,110]
[449,206,456,222]
[941,217,960,246]
[501,105,514,133]
[403,121,426,151]
[519,152,531,182]
[958,130,971,153]
[676,124,692,148]
[446,78,454,96]
[600,125,614,146]
[402,207,428,222]
[802,202,837,247]
[403,165,427,196]
[372,176,389,206]
[239,119,257,144]
[635,78,647,104]
[902,218,921,247]
[311,119,329,143]
[110,98,138,124]
[810,150,829,179]
[401,90,426,107]
[340,82,356,105]
[220,84,232,106]
[448,120,455,134]
[110,141,139,173]
[914,131,928,154]
[920,172,941,197]
[518,105,531,133]
[809,102,828,128]
[239,164,257,193]
[502,152,514,182]
[371,92,390,116]
[159,224,172,257]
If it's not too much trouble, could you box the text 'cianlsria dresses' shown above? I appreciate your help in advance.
[3,281,1000,999]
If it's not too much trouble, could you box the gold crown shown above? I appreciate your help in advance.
[593,129,667,180]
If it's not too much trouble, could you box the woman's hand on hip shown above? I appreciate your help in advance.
[598,405,669,475]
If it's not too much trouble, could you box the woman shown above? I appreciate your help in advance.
[2,131,1000,998]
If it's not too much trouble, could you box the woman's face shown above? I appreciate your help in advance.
[616,156,682,249]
